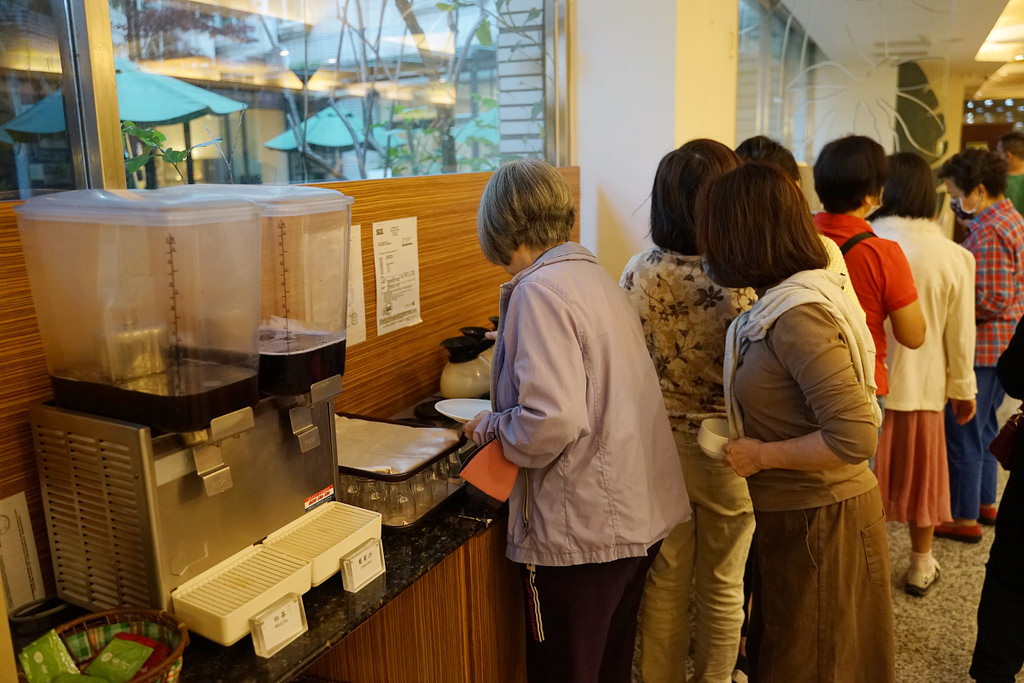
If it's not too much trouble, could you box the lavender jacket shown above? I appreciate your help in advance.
[472,242,689,566]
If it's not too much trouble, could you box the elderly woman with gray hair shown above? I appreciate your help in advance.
[464,158,689,683]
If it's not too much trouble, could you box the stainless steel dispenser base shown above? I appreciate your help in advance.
[29,385,340,612]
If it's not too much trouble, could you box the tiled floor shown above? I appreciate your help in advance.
[888,465,1022,683]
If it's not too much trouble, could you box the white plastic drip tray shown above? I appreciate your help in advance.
[263,501,382,586]
[171,546,310,646]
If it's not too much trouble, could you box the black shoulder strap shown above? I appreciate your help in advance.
[840,231,875,256]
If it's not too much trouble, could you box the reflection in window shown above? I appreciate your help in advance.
[108,0,548,186]
[736,0,818,163]
[0,2,76,200]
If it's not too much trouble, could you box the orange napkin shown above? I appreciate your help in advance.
[458,438,518,502]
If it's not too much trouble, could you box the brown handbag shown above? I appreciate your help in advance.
[989,406,1024,470]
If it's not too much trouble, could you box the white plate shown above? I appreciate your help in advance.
[435,398,491,423]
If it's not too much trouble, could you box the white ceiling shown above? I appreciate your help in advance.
[781,0,1010,97]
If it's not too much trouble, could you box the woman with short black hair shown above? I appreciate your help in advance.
[872,152,977,595]
[698,161,895,681]
[620,139,755,683]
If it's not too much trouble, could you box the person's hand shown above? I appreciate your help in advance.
[949,398,976,425]
[484,330,497,341]
[723,437,766,478]
[463,411,490,442]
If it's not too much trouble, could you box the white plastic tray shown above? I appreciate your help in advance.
[171,546,311,646]
[262,501,382,586]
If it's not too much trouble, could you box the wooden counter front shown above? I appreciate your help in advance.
[303,521,525,683]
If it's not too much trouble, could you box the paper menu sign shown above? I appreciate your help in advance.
[346,224,367,347]
[0,492,44,614]
[372,217,422,336]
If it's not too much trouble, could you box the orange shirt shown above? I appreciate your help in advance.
[814,212,919,395]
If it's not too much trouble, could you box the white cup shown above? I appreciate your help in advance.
[698,418,730,459]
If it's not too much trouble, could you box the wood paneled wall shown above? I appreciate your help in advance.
[0,168,580,598]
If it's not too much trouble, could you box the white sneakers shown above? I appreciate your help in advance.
[905,558,941,597]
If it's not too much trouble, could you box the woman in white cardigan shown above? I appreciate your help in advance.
[871,152,978,597]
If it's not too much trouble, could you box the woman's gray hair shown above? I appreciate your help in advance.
[477,158,575,265]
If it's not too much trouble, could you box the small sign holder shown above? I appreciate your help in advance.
[250,593,308,658]
[341,538,386,592]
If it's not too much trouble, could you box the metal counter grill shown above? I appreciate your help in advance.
[30,405,157,610]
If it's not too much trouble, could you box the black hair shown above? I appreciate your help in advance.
[998,132,1024,158]
[872,152,936,221]
[735,135,800,183]
[938,148,1008,198]
[813,135,888,214]
[649,139,740,255]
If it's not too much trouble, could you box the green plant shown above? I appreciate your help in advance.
[121,121,219,179]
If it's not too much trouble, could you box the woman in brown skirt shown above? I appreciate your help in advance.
[697,162,896,682]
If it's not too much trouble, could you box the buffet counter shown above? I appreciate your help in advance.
[181,489,524,682]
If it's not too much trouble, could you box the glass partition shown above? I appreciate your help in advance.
[0,2,77,199]
[107,0,552,187]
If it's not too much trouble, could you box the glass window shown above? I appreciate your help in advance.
[736,0,818,162]
[0,1,77,199]
[107,0,552,187]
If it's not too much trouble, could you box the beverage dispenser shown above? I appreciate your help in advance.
[16,190,263,433]
[17,188,358,624]
[159,185,353,395]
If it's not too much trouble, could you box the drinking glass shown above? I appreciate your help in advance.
[385,482,415,526]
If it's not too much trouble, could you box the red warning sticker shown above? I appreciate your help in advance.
[305,484,335,511]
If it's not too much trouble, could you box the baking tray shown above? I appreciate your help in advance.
[335,413,470,530]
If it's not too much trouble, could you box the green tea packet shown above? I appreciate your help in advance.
[83,636,153,683]
[17,629,79,683]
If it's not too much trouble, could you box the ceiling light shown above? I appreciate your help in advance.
[279,49,290,57]
[985,99,994,106]
[1017,55,1024,61]
[968,101,975,109]
[1008,99,1016,106]
[327,58,337,64]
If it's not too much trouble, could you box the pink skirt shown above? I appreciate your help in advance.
[874,409,952,526]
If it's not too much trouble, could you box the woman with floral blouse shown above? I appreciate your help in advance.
[620,139,755,683]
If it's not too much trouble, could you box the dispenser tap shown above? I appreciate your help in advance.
[288,374,343,453]
[189,406,256,496]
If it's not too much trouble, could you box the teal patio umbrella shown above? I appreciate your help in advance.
[2,59,246,140]
[265,106,386,150]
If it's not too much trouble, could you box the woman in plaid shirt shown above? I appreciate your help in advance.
[937,148,1024,542]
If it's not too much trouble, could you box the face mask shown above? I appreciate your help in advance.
[950,197,975,222]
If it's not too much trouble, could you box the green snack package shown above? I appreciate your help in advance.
[83,637,153,683]
[17,629,79,683]
[52,674,109,682]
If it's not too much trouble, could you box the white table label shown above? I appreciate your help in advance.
[250,593,307,658]
[342,538,385,592]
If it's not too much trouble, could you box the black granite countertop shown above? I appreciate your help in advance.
[178,487,505,683]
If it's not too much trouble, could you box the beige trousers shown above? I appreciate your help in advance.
[640,435,755,683]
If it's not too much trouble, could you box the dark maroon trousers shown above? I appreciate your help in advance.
[519,541,661,683]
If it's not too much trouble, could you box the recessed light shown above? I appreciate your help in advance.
[985,99,994,105]
[1016,54,1024,61]
[279,49,290,57]
[1008,99,1016,106]
[968,101,975,109]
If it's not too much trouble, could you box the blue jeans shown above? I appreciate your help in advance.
[945,366,1005,520]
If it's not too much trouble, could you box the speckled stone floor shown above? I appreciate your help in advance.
[888,469,1015,683]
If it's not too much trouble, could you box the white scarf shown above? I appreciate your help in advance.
[722,269,881,439]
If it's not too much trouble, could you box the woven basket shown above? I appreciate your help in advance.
[53,609,189,683]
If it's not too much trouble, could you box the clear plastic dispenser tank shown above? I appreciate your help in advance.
[159,185,354,395]
[15,189,263,433]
